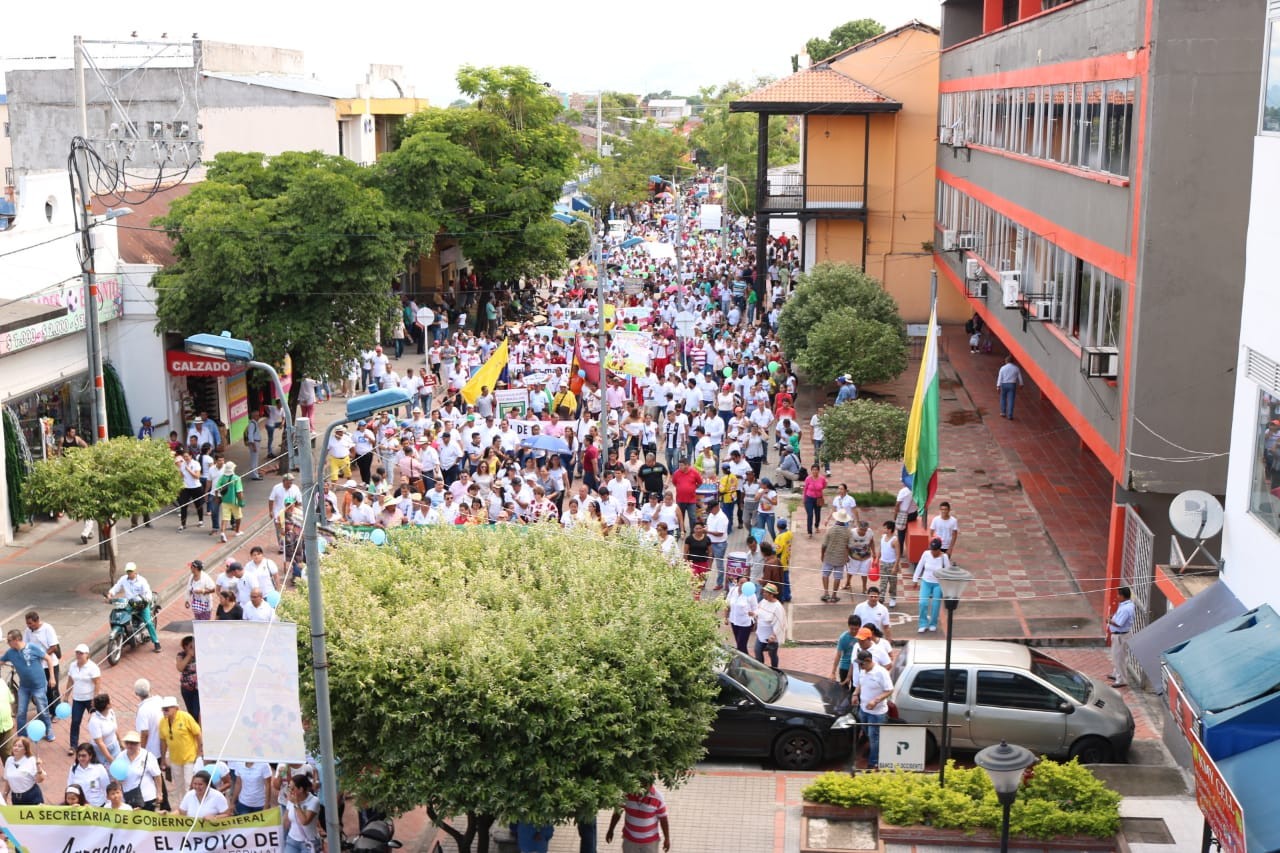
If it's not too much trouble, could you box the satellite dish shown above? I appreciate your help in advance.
[1169,489,1224,541]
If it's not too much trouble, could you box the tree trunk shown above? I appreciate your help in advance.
[428,806,477,853]
[475,814,495,853]
[866,462,877,495]
[103,520,118,584]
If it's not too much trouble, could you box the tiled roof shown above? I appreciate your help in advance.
[730,65,900,115]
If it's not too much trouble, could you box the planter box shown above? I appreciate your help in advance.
[802,803,1118,852]
[801,803,880,853]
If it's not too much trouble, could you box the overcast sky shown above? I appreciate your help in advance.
[1,0,941,104]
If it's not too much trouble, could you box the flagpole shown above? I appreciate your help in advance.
[922,269,938,526]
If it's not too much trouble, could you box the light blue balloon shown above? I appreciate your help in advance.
[265,591,281,608]
[204,763,224,784]
[110,756,131,780]
[26,720,46,741]
[317,538,327,555]
[741,582,757,598]
[55,702,72,720]
[370,528,387,546]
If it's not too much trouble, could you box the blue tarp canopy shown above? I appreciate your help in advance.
[1218,737,1280,853]
[620,236,643,248]
[553,202,571,213]
[551,213,576,225]
[1163,605,1280,760]
[571,196,593,212]
[1130,581,1246,689]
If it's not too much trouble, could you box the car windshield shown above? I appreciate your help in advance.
[1029,650,1091,703]
[722,650,786,703]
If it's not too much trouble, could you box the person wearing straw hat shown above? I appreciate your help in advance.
[118,730,162,810]
[750,583,787,669]
[819,510,853,604]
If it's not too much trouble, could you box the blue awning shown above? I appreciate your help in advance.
[620,236,643,248]
[571,196,592,212]
[1218,737,1280,853]
[551,213,576,225]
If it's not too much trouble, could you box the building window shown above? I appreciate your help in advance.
[1263,17,1280,134]
[941,78,1137,177]
[1249,388,1280,526]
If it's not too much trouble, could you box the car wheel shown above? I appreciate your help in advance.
[773,728,823,771]
[924,729,940,764]
[1069,736,1114,764]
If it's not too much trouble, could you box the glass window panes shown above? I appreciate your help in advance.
[941,77,1137,176]
[1264,19,1280,134]
[1249,388,1280,526]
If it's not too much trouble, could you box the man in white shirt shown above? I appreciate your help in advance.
[347,492,378,526]
[244,546,280,593]
[242,588,276,623]
[105,563,161,652]
[705,502,730,591]
[216,562,255,608]
[851,650,894,770]
[22,611,60,709]
[369,346,390,390]
[326,426,354,482]
[929,501,960,557]
[134,678,165,760]
[268,473,302,554]
[810,406,828,474]
[438,432,463,485]
[853,587,892,640]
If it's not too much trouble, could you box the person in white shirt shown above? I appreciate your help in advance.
[64,644,101,752]
[244,546,280,593]
[810,406,828,474]
[1108,586,1136,688]
[853,587,892,640]
[851,651,894,770]
[996,356,1024,419]
[750,583,787,668]
[133,679,165,760]
[268,474,302,554]
[912,538,951,633]
[929,501,960,557]
[22,611,59,710]
[242,588,276,623]
[117,730,162,809]
[229,760,274,815]
[105,563,161,652]
[705,502,730,591]
[216,562,255,609]
[179,769,229,819]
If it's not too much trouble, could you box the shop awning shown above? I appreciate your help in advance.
[1218,737,1280,853]
[1162,605,1280,760]
[571,196,592,212]
[1130,580,1245,689]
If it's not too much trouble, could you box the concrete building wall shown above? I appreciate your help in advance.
[200,105,338,159]
[1222,133,1280,610]
[0,102,12,191]
[199,40,305,75]
[1125,0,1265,496]
[939,0,1144,83]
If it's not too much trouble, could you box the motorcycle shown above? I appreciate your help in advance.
[105,596,160,666]
[345,818,402,852]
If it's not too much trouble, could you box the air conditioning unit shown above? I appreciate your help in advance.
[1029,298,1054,320]
[1001,270,1021,308]
[965,259,982,280]
[941,229,957,251]
[966,278,988,299]
[1083,346,1120,379]
[952,124,968,148]
[939,126,953,145]
[957,233,979,251]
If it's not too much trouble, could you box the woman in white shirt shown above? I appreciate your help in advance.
[64,643,102,755]
[724,577,758,655]
[185,559,216,621]
[88,693,120,765]
[180,770,229,820]
[67,744,111,807]
[831,484,859,525]
[878,521,900,608]
[283,774,322,853]
[2,736,45,805]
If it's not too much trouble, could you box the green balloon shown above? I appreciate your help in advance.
[768,361,779,373]
[723,367,733,378]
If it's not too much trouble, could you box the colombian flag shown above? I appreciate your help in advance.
[461,338,508,405]
[903,301,940,512]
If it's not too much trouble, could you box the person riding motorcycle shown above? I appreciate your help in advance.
[103,562,161,653]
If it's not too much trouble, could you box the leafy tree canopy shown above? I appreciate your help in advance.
[395,66,583,284]
[818,400,909,493]
[777,262,905,363]
[279,525,721,852]
[25,438,181,581]
[806,18,886,63]
[795,308,908,387]
[690,80,798,213]
[153,151,406,401]
[587,123,692,211]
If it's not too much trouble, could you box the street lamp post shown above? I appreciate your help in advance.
[934,563,973,787]
[184,331,297,473]
[974,740,1037,853]
[298,387,411,853]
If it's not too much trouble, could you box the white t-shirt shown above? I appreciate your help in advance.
[853,601,891,633]
[23,623,58,667]
[122,749,162,801]
[930,514,959,549]
[230,761,273,808]
[88,711,119,757]
[135,696,164,757]
[855,664,894,715]
[705,510,729,544]
[68,659,102,701]
[68,762,111,806]
[287,793,322,841]
[896,486,918,515]
[4,755,38,793]
[180,787,229,819]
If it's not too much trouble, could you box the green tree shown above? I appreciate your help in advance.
[153,151,407,410]
[778,262,906,365]
[587,122,692,211]
[278,525,720,853]
[691,80,799,214]
[795,308,908,387]
[25,438,181,582]
[561,215,592,261]
[806,19,886,63]
[819,400,908,493]
[394,66,582,289]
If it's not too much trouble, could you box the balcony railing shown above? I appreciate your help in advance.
[759,175,866,212]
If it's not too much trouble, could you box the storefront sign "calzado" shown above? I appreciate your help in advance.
[166,350,238,376]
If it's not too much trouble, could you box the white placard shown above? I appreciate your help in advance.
[193,620,307,762]
[881,724,928,771]
[699,203,723,231]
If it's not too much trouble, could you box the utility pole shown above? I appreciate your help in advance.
[594,235,609,461]
[73,35,109,443]
[596,94,603,158]
[720,164,729,253]
[297,415,342,853]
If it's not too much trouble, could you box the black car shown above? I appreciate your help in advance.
[705,648,857,771]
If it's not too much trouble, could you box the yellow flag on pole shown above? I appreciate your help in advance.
[460,338,508,405]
